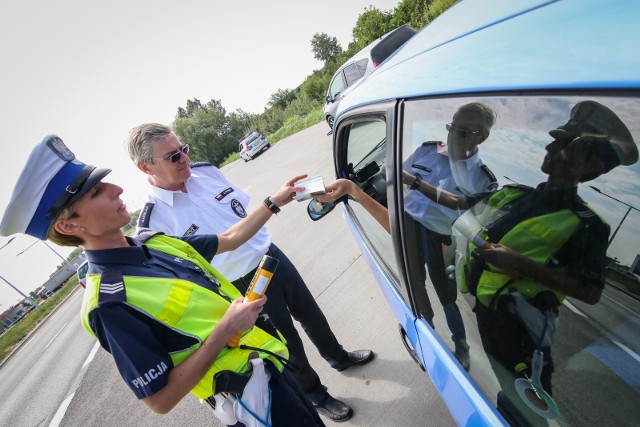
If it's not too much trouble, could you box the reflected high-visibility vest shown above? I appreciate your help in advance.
[80,234,288,399]
[462,187,604,307]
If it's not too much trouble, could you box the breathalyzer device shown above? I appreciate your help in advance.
[227,254,279,347]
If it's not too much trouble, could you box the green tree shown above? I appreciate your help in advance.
[301,70,331,103]
[173,99,250,166]
[352,6,395,48]
[425,0,457,23]
[310,33,343,63]
[391,0,431,29]
[267,88,296,109]
[176,98,205,119]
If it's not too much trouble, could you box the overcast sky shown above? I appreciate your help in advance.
[0,0,401,309]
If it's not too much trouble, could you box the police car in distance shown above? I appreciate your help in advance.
[310,0,640,426]
[238,131,270,162]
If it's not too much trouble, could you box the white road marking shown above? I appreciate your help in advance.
[49,392,74,427]
[48,342,100,426]
[44,323,67,350]
[82,341,100,369]
[562,300,587,318]
[610,338,640,363]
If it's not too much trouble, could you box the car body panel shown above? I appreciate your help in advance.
[337,0,640,121]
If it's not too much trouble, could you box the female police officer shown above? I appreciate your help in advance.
[0,135,324,426]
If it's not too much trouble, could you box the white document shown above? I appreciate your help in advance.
[294,175,326,201]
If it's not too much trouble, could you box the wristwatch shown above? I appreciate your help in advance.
[263,196,281,214]
[409,173,422,190]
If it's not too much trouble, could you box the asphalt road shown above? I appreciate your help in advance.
[0,122,454,427]
[0,289,95,427]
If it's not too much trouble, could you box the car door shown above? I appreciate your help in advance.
[332,102,431,378]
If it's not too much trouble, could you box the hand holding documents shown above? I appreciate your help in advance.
[293,175,326,201]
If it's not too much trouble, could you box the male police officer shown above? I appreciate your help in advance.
[127,123,374,422]
[402,102,498,370]
[0,136,325,426]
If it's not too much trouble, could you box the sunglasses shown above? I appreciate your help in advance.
[154,144,189,163]
[446,123,481,138]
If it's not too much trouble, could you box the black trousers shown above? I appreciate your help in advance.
[414,219,466,341]
[232,243,346,399]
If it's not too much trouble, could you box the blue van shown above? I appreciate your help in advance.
[311,0,640,425]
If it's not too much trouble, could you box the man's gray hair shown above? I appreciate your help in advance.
[456,102,497,134]
[127,123,174,164]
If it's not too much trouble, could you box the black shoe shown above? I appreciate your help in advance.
[333,349,375,372]
[311,393,353,422]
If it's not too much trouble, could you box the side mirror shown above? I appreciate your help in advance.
[307,196,350,221]
[325,95,332,103]
[307,199,336,221]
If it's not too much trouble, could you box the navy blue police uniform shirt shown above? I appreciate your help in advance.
[84,234,223,399]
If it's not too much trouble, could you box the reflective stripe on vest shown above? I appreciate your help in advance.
[80,234,288,399]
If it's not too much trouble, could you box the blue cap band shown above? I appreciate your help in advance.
[26,161,85,239]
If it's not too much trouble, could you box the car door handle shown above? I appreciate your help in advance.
[399,325,425,372]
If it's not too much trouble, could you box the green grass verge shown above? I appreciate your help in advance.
[219,107,324,167]
[0,277,80,363]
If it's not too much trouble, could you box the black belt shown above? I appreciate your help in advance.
[213,369,252,395]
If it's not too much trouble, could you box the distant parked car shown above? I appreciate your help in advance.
[238,131,270,162]
[322,24,416,129]
[77,260,89,288]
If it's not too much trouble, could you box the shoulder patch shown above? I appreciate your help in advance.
[98,271,126,306]
[137,202,155,228]
[190,161,212,168]
[421,141,441,146]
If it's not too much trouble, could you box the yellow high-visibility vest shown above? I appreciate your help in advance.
[81,234,288,399]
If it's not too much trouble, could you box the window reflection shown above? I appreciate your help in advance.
[344,120,399,280]
[402,96,640,426]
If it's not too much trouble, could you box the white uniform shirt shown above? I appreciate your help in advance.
[403,143,496,235]
[136,165,271,281]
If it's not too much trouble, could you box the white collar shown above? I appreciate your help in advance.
[149,183,186,207]
[452,151,481,171]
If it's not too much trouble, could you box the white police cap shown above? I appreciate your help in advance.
[0,135,111,240]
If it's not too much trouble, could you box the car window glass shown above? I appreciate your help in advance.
[355,58,369,76]
[328,72,346,98]
[343,119,401,283]
[344,62,365,87]
[400,95,640,426]
[245,133,260,144]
